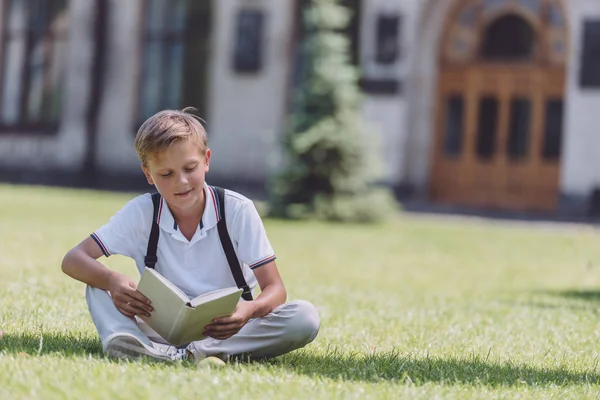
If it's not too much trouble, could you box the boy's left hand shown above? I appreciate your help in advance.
[203,301,256,340]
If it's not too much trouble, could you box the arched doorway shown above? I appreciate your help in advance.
[429,0,568,212]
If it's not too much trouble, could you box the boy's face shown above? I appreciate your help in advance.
[142,139,211,213]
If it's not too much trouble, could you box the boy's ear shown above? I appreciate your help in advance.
[205,149,211,172]
[141,164,154,185]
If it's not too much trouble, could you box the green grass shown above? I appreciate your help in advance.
[2,184,600,399]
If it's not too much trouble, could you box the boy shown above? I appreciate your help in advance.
[61,108,320,363]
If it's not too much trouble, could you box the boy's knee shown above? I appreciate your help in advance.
[285,300,320,344]
[85,285,111,306]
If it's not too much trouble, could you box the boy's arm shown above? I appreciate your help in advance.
[203,260,286,340]
[62,237,115,290]
[61,237,152,318]
[246,260,286,318]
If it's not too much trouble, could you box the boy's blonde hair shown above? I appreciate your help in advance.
[134,107,208,165]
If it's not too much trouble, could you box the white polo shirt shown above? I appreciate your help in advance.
[91,183,276,298]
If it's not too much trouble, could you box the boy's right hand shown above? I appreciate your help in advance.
[108,273,153,318]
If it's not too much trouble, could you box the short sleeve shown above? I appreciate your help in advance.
[91,195,149,258]
[230,201,276,269]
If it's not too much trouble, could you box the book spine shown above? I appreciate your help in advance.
[167,306,188,344]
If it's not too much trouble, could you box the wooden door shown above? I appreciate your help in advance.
[431,66,564,211]
[429,0,568,212]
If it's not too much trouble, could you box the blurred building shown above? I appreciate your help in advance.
[0,0,599,217]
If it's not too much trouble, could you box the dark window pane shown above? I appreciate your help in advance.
[580,20,600,88]
[1,1,26,124]
[145,0,166,34]
[0,0,68,129]
[232,9,265,73]
[476,97,499,159]
[542,99,563,160]
[507,98,531,160]
[443,95,464,156]
[375,14,401,65]
[139,0,211,123]
[182,3,211,116]
[172,0,188,33]
[139,0,190,119]
[481,14,534,61]
[165,42,185,108]
[139,41,165,120]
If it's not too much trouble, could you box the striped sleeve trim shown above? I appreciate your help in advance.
[156,197,164,224]
[90,233,111,257]
[249,254,276,269]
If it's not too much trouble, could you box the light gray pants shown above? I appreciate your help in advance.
[86,286,320,360]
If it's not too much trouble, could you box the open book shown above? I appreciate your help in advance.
[136,267,243,346]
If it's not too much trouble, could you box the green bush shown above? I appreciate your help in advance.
[269,0,398,223]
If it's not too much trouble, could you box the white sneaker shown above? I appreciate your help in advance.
[104,333,186,362]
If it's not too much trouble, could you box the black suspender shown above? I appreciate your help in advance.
[144,187,253,301]
[144,192,161,270]
[214,186,253,301]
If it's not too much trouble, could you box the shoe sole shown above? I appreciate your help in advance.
[105,335,172,362]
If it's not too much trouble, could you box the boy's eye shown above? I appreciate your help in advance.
[159,172,172,177]
[184,165,197,172]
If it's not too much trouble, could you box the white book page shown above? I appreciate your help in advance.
[189,287,243,308]
[174,288,243,345]
[146,268,190,303]
[136,268,190,342]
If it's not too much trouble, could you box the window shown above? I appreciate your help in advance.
[542,99,563,160]
[443,95,464,157]
[233,9,265,73]
[507,98,531,160]
[0,0,69,132]
[138,0,212,124]
[580,20,600,88]
[476,97,499,159]
[481,14,534,61]
[375,14,401,65]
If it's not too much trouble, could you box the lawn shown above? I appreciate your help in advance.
[2,184,600,399]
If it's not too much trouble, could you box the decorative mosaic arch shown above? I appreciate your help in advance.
[441,0,568,65]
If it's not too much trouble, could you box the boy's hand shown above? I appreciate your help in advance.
[203,301,256,340]
[108,273,153,318]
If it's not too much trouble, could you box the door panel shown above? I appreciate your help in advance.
[431,67,564,211]
[475,96,499,160]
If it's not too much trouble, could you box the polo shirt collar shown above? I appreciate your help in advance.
[201,183,221,231]
[157,183,221,236]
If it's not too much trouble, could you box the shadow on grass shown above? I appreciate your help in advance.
[3,333,599,387]
[504,290,600,313]
[547,290,600,302]
[0,332,188,366]
[0,332,102,357]
[270,350,600,387]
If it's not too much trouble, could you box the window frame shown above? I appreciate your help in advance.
[0,0,69,135]
[579,19,600,89]
[134,0,212,131]
[232,8,265,74]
